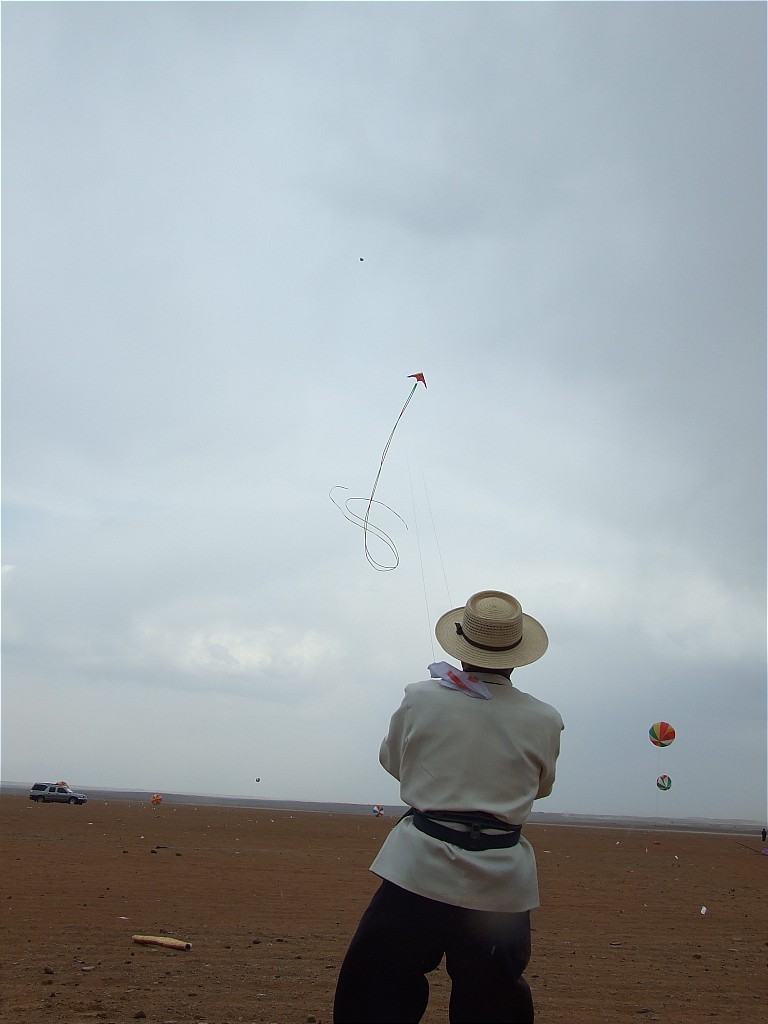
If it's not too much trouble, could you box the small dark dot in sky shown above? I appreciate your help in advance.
[359,257,364,261]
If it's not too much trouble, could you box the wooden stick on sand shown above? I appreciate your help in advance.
[132,934,192,951]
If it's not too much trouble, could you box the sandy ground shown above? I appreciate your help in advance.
[1,794,765,1024]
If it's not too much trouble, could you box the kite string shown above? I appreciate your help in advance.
[407,446,436,662]
[417,449,452,609]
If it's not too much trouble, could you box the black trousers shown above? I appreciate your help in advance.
[333,880,534,1023]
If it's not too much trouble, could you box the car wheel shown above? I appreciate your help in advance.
[68,797,78,805]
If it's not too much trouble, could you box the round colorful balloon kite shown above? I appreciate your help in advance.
[656,775,672,791]
[150,793,163,806]
[372,805,384,817]
[649,722,676,747]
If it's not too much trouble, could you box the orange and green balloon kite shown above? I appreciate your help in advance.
[649,721,676,747]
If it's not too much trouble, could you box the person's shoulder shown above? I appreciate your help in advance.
[400,679,450,707]
[403,679,437,697]
[513,688,564,726]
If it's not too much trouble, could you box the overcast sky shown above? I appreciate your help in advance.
[2,1,765,822]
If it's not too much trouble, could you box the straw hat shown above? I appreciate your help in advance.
[435,590,548,669]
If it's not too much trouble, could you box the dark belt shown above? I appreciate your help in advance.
[403,808,522,851]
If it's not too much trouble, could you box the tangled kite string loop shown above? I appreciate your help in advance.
[332,373,426,571]
[329,487,407,571]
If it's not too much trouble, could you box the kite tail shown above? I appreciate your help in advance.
[332,373,425,571]
[329,486,406,571]
[362,380,418,565]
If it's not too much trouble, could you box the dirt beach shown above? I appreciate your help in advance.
[1,794,764,1023]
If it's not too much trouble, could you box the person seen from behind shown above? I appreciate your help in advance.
[333,589,564,1023]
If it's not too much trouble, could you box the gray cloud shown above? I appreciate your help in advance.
[2,2,764,821]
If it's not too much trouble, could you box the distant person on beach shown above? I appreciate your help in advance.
[762,827,766,843]
[333,589,564,1024]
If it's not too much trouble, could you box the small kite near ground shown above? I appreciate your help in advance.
[649,722,676,747]
[656,775,672,791]
[331,373,427,571]
[150,794,163,806]
[372,805,384,817]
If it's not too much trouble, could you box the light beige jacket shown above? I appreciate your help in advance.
[369,672,564,912]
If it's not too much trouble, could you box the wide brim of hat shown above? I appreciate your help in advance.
[435,605,549,669]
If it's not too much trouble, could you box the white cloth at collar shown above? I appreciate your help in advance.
[428,661,492,700]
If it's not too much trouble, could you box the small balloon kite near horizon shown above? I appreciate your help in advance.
[372,804,384,816]
[151,793,163,806]
[649,721,676,747]
[331,373,427,571]
[656,775,672,791]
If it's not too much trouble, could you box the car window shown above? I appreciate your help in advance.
[57,788,68,794]
[48,786,57,793]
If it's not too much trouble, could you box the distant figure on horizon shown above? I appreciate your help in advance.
[333,589,564,1024]
[762,827,766,843]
